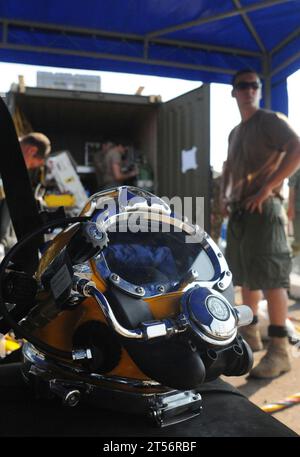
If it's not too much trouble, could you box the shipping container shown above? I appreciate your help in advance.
[6,84,211,229]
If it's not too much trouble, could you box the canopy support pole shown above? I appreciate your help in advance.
[263,55,272,109]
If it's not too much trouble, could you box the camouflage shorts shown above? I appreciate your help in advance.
[225,198,291,290]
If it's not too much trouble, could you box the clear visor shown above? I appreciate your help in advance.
[94,212,217,297]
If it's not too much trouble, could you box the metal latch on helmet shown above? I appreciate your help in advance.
[148,390,202,428]
[72,348,93,360]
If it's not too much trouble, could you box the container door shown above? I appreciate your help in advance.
[157,84,211,231]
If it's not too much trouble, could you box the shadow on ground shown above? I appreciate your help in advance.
[232,376,274,398]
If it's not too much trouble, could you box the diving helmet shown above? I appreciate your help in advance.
[0,186,253,427]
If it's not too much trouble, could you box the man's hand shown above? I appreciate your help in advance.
[288,187,296,220]
[129,165,138,178]
[244,185,273,214]
[219,197,229,217]
[287,205,295,220]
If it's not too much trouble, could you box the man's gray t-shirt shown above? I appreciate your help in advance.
[226,109,299,203]
[103,147,122,187]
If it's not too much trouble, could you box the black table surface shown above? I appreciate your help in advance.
[0,362,298,438]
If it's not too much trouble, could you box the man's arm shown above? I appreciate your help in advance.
[245,137,300,213]
[112,162,138,183]
[287,186,296,220]
[220,160,230,216]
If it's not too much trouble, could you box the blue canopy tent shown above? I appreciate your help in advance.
[0,0,300,114]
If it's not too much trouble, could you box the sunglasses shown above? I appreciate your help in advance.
[234,81,261,91]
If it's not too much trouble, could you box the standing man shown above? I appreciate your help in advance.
[221,69,300,379]
[102,142,138,189]
[93,140,114,190]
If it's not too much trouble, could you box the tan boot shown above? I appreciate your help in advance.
[239,324,263,352]
[249,337,291,379]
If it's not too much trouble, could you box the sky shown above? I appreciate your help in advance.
[0,61,299,173]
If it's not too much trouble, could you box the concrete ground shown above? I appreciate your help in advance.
[223,280,300,436]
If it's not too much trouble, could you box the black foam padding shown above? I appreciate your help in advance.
[0,363,297,437]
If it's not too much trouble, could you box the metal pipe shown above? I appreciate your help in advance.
[263,55,272,109]
[232,0,266,53]
[147,0,290,39]
[0,42,238,75]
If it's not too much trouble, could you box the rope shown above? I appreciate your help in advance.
[261,393,300,413]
